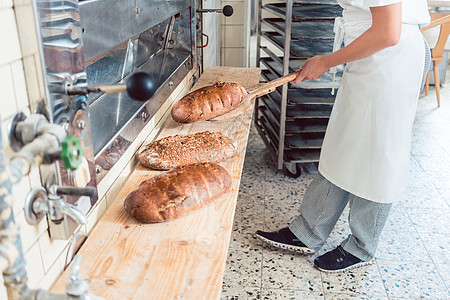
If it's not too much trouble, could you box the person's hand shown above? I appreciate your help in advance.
[292,55,330,84]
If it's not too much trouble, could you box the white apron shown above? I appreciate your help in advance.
[318,0,429,203]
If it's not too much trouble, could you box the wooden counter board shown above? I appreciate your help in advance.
[52,66,261,300]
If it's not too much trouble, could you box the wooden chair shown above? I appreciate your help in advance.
[420,13,450,107]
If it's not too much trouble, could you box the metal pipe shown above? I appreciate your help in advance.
[0,151,31,299]
[0,115,64,298]
[0,115,101,299]
[11,118,66,175]
[1,148,101,300]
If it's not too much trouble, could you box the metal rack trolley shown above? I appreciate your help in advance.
[254,0,343,177]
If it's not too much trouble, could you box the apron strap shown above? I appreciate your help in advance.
[420,29,431,91]
[330,17,345,95]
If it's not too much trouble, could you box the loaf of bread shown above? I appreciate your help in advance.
[123,163,232,223]
[171,81,247,123]
[137,131,237,170]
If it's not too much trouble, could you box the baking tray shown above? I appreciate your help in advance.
[285,119,328,133]
[261,70,337,104]
[263,18,335,39]
[261,57,342,89]
[273,0,341,5]
[257,110,281,152]
[256,117,322,163]
[254,118,279,163]
[260,93,332,119]
[264,3,342,21]
[258,104,280,131]
[263,32,333,58]
[260,94,281,118]
[285,132,325,149]
[285,148,321,163]
[285,87,336,105]
[260,112,280,144]
[259,104,329,134]
[257,107,323,163]
[258,108,324,157]
[265,93,333,118]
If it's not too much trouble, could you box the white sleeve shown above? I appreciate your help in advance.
[363,0,401,7]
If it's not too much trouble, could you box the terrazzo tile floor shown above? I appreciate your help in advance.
[221,67,450,300]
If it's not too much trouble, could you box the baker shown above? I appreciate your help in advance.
[256,0,431,272]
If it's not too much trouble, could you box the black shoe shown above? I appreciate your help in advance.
[255,227,315,254]
[314,245,373,273]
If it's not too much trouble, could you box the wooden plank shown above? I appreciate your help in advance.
[52,66,261,300]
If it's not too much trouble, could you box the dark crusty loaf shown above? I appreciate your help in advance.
[123,163,232,223]
[171,81,247,123]
[137,131,236,170]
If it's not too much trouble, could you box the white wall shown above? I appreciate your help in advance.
[221,0,246,67]
[0,1,196,298]
[202,0,221,68]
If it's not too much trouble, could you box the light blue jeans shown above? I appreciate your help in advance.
[289,172,392,261]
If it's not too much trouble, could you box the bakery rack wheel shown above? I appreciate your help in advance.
[284,163,302,178]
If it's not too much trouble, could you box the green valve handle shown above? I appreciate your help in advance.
[61,135,83,170]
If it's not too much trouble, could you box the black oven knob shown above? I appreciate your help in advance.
[223,5,233,17]
[197,5,234,17]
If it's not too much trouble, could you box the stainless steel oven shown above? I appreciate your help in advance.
[31,0,201,239]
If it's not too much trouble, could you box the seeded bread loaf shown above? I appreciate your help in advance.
[123,163,232,223]
[137,131,236,170]
[171,81,247,123]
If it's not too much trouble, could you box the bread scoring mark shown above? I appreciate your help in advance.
[208,100,214,112]
[199,164,214,198]
[158,195,188,212]
[181,113,192,123]
[211,168,224,191]
[188,166,201,203]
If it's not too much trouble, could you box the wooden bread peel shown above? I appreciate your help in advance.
[209,70,301,121]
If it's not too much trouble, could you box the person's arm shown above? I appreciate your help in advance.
[292,2,402,84]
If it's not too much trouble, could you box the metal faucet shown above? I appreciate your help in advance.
[25,185,97,227]
[65,255,104,300]
[49,185,92,225]
[19,255,105,300]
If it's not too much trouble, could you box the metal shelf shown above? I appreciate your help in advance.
[262,18,335,39]
[264,3,342,21]
[275,0,341,5]
[262,70,336,105]
[256,0,339,171]
[260,94,281,118]
[260,112,280,145]
[257,112,322,163]
[261,46,284,67]
[262,31,333,58]
[286,88,336,105]
[285,119,328,133]
[285,149,321,163]
[257,105,323,163]
[255,114,281,159]
[261,57,342,89]
[265,93,333,118]
[285,133,325,149]
[259,104,329,133]
[260,56,296,76]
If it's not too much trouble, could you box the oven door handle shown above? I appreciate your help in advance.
[197,33,209,49]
